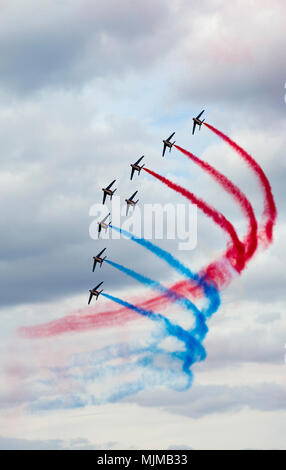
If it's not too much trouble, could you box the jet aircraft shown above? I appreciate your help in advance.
[162,132,176,157]
[88,282,104,304]
[98,213,111,236]
[125,191,139,216]
[130,156,145,180]
[102,180,117,204]
[192,110,205,135]
[92,248,107,271]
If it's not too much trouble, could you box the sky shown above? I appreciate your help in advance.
[0,0,286,450]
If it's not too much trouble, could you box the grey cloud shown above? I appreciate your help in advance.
[126,382,286,418]
[169,0,286,115]
[0,95,192,306]
[167,444,193,450]
[0,435,115,450]
[0,436,64,450]
[256,312,281,324]
[202,322,286,368]
[0,0,176,94]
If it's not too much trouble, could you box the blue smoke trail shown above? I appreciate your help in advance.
[102,292,206,378]
[105,258,208,341]
[29,227,221,411]
[31,290,209,411]
[33,328,187,410]
[110,225,220,318]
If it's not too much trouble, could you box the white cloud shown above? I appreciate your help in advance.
[0,0,285,450]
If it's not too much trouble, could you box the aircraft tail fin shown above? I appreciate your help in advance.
[100,256,106,267]
[96,289,104,299]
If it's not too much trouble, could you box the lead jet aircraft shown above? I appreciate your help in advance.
[88,281,104,304]
[102,180,117,204]
[130,156,145,180]
[192,110,205,135]
[162,132,176,157]
[125,191,139,216]
[98,213,111,236]
[92,248,107,271]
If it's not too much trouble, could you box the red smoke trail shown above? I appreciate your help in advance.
[21,133,270,340]
[143,167,245,273]
[174,144,258,262]
[19,277,216,340]
[19,290,177,339]
[21,277,206,339]
[20,162,247,339]
[204,122,277,246]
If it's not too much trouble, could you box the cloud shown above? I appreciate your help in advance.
[126,382,286,418]
[0,435,115,450]
[0,0,285,451]
[170,0,286,114]
[0,0,176,94]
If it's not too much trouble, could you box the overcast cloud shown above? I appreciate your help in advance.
[0,0,285,450]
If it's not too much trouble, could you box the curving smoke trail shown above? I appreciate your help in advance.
[203,122,277,245]
[21,126,275,341]
[101,292,206,381]
[174,145,258,262]
[143,167,245,273]
[105,258,208,340]
[18,126,276,410]
[110,225,220,318]
[31,308,204,409]
[20,228,221,339]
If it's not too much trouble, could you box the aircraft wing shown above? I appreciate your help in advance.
[135,155,144,165]
[196,110,204,119]
[162,143,167,157]
[106,180,116,190]
[192,121,196,135]
[88,292,93,305]
[102,191,107,205]
[92,259,97,272]
[94,281,104,291]
[98,248,106,257]
[130,167,135,180]
[101,213,110,224]
[167,132,175,141]
[129,191,138,201]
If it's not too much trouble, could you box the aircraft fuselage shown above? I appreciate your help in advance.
[125,199,137,206]
[193,117,203,125]
[131,164,141,171]
[89,289,100,299]
[163,139,173,149]
[103,188,113,196]
[98,222,109,230]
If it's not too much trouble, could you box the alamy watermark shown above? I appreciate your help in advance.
[89,196,197,251]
